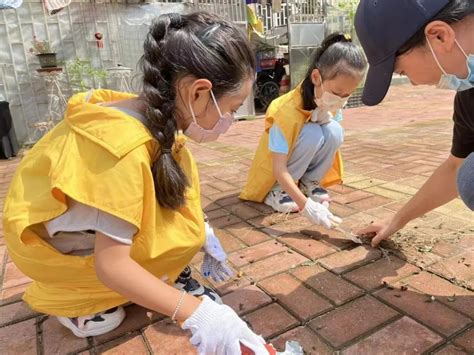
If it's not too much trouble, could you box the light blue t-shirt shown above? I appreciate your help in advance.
[268,110,343,154]
[269,124,289,154]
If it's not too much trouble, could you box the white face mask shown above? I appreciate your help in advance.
[184,90,234,143]
[426,37,474,92]
[314,79,348,112]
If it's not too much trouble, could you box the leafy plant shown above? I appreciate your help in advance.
[336,0,360,36]
[66,59,108,93]
[29,36,55,55]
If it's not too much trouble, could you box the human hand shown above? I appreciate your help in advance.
[356,218,404,247]
[302,199,342,229]
[182,296,267,355]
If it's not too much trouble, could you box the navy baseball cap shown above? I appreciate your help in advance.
[355,0,450,106]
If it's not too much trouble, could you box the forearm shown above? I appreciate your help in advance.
[95,237,201,322]
[275,169,307,210]
[394,157,460,226]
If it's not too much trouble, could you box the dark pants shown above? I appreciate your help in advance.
[457,153,474,211]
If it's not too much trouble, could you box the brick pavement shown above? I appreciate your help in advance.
[0,84,472,354]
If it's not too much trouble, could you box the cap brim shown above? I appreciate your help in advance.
[362,55,396,106]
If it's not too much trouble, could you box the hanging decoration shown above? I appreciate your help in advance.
[0,0,23,10]
[95,32,104,49]
[43,0,71,16]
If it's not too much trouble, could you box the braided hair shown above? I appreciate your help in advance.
[140,12,255,210]
[301,32,367,110]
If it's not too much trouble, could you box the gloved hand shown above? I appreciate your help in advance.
[201,222,234,282]
[182,296,268,355]
[301,199,342,229]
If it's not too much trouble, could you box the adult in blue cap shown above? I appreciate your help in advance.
[355,0,474,247]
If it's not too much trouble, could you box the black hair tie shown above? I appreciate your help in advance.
[169,13,185,30]
[161,148,172,154]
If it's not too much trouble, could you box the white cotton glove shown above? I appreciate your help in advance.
[182,296,268,355]
[201,222,234,282]
[302,199,342,229]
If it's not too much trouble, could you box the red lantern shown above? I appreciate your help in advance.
[94,32,104,49]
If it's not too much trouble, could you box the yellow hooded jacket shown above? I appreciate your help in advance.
[240,86,343,202]
[3,90,205,317]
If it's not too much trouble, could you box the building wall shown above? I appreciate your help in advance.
[0,0,247,144]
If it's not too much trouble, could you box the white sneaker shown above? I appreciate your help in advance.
[300,181,330,203]
[264,189,299,213]
[57,306,126,338]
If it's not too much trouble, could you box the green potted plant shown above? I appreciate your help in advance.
[66,59,109,93]
[30,37,57,69]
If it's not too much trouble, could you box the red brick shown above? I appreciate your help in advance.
[327,185,357,195]
[210,214,242,229]
[428,251,474,285]
[291,265,363,305]
[42,316,88,354]
[201,197,220,212]
[94,304,163,344]
[243,303,298,339]
[267,215,314,234]
[344,256,419,290]
[144,320,196,354]
[247,212,295,229]
[215,194,242,207]
[326,203,358,218]
[228,240,287,268]
[221,285,272,315]
[0,301,38,327]
[225,222,271,245]
[259,274,332,321]
[375,287,471,336]
[434,344,469,355]
[342,317,444,355]
[0,318,37,355]
[318,246,381,274]
[262,226,288,238]
[309,295,399,348]
[332,191,374,205]
[347,195,392,211]
[0,283,29,305]
[206,190,242,202]
[241,251,308,281]
[431,241,465,258]
[99,335,148,355]
[401,272,474,318]
[243,201,275,215]
[206,208,230,221]
[208,275,252,296]
[407,165,436,174]
[212,229,245,253]
[278,233,337,259]
[453,328,474,353]
[271,326,333,355]
[210,180,238,192]
[301,225,354,250]
[200,183,220,196]
[225,203,262,220]
[2,262,32,289]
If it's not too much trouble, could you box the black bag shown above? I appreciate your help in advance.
[0,101,20,159]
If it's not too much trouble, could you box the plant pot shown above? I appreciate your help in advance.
[37,53,57,68]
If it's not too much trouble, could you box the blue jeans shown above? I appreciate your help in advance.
[457,152,474,211]
[286,120,344,184]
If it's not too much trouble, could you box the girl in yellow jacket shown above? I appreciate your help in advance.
[3,12,267,355]
[241,33,367,229]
